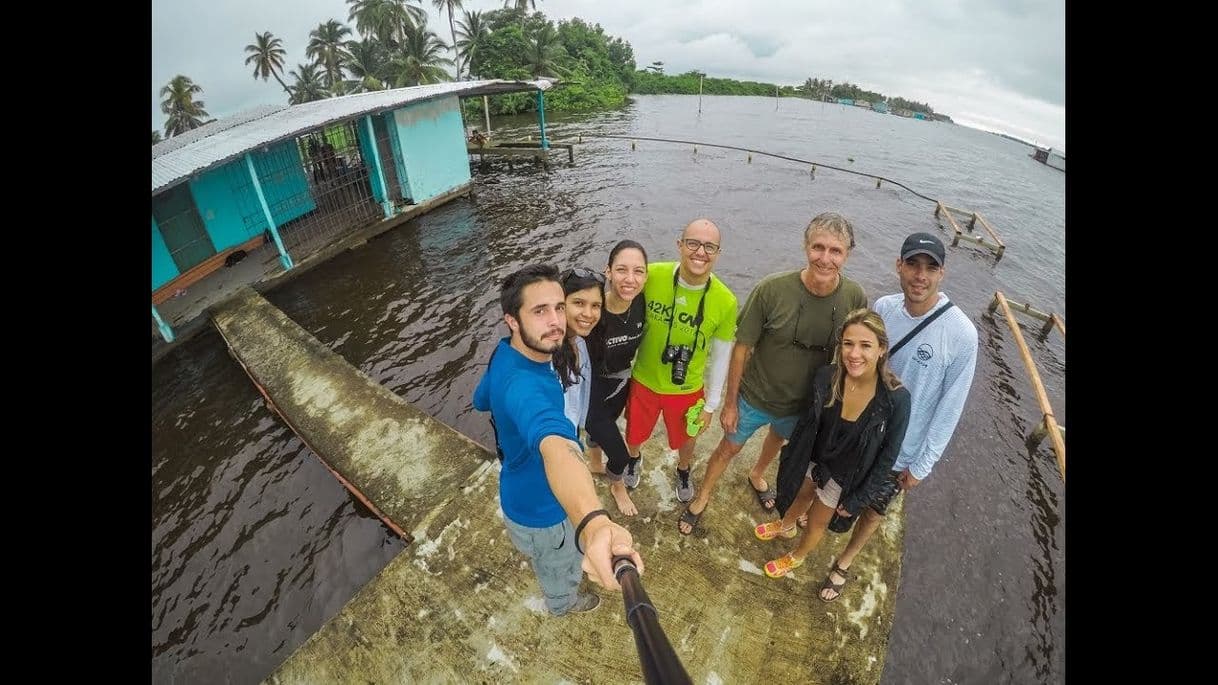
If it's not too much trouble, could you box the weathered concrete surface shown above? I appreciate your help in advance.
[211,286,490,537]
[265,423,904,684]
[214,288,905,684]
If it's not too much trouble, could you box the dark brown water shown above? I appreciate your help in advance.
[151,95,1065,684]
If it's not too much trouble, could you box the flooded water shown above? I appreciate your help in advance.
[151,94,1065,684]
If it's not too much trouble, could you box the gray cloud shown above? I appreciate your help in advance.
[152,0,1064,149]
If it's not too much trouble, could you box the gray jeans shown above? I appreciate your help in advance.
[503,516,584,615]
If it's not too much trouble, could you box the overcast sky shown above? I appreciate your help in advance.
[152,0,1065,150]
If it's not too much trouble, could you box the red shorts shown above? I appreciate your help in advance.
[624,380,704,450]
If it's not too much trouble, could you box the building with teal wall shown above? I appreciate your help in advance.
[151,80,553,344]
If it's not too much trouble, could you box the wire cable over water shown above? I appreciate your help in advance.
[582,134,940,204]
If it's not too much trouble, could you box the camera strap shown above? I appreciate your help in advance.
[888,301,955,357]
[663,264,711,351]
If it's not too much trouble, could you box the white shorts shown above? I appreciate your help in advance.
[805,462,842,509]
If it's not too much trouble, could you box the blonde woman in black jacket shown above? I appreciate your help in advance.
[754,308,910,594]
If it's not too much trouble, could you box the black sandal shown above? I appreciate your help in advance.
[677,505,703,536]
[819,563,851,602]
[750,479,777,511]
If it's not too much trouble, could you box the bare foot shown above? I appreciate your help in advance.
[587,447,606,475]
[610,480,638,516]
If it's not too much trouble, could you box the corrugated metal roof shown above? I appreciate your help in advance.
[152,104,286,159]
[152,79,553,196]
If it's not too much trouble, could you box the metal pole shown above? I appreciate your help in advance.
[535,89,549,150]
[152,304,174,343]
[613,557,692,685]
[363,115,393,218]
[244,153,294,270]
[483,95,491,137]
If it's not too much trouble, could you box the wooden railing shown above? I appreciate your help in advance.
[935,202,1005,260]
[988,291,1065,480]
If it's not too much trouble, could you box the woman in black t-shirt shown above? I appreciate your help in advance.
[753,309,911,592]
[585,240,649,515]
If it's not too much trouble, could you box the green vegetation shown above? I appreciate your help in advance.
[632,70,796,97]
[160,75,210,137]
[462,8,634,116]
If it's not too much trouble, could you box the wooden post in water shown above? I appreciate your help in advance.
[483,95,491,138]
[975,214,1006,260]
[992,291,1066,480]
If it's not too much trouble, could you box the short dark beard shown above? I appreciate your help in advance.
[520,327,561,356]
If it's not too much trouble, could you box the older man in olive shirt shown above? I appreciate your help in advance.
[678,212,867,535]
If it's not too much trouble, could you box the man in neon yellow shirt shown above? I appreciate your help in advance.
[624,219,738,519]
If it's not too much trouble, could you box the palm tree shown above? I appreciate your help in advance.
[432,0,464,78]
[244,31,292,96]
[152,130,163,145]
[503,0,536,9]
[454,9,487,78]
[524,23,564,78]
[344,38,390,92]
[160,75,210,137]
[388,21,452,86]
[347,0,426,47]
[307,20,353,92]
[288,63,329,104]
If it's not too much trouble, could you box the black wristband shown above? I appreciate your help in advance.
[574,509,610,555]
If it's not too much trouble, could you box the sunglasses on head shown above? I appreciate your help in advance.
[561,267,606,285]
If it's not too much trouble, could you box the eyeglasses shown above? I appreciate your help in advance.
[561,266,606,285]
[679,238,720,256]
[793,305,835,353]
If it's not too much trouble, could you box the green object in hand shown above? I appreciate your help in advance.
[685,398,707,436]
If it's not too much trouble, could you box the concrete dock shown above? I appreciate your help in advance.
[210,288,905,684]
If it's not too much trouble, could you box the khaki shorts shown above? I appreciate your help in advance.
[805,462,842,509]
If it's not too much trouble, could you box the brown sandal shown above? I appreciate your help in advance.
[818,563,850,602]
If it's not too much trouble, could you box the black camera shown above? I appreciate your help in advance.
[661,344,693,385]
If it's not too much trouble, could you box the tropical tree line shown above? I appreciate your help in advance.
[633,69,939,117]
[155,0,941,141]
[632,70,797,97]
[796,78,936,115]
[156,1,638,140]
[462,7,635,116]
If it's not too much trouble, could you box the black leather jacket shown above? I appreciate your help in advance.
[775,365,911,517]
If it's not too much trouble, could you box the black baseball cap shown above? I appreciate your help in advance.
[900,232,946,266]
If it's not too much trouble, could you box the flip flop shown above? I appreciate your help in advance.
[750,479,777,511]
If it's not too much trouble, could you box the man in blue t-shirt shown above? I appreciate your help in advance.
[474,264,644,615]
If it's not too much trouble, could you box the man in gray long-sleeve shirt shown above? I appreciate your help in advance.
[817,232,978,602]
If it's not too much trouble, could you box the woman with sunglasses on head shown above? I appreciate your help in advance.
[554,268,605,441]
[583,241,649,515]
[752,308,910,598]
